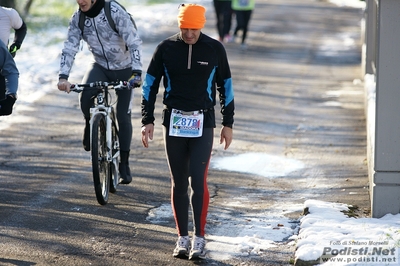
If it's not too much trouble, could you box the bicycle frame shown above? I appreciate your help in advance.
[70,81,129,205]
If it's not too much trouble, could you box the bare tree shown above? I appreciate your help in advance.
[23,0,34,16]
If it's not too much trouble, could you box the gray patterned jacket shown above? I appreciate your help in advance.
[59,2,142,80]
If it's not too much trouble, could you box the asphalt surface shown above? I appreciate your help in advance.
[0,0,368,265]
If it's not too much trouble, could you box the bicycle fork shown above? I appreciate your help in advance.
[90,107,119,164]
[105,108,120,168]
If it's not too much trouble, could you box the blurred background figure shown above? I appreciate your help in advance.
[213,0,233,42]
[0,40,19,116]
[232,0,254,50]
[0,5,27,100]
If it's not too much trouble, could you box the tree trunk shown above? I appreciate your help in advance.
[23,0,34,16]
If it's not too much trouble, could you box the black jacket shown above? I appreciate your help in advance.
[141,32,234,128]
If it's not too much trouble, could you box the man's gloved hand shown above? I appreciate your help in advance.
[0,94,16,116]
[9,43,20,58]
[128,72,142,88]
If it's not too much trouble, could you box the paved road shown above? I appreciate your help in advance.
[0,0,368,265]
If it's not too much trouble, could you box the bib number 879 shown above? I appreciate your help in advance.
[175,118,198,127]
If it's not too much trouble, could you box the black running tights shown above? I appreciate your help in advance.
[163,127,214,237]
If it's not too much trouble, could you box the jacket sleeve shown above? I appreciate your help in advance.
[111,3,143,73]
[141,43,165,125]
[9,8,23,30]
[13,21,27,47]
[7,8,26,48]
[0,42,19,95]
[216,44,235,127]
[59,11,82,80]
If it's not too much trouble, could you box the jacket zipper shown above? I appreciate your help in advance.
[187,44,192,69]
[93,18,110,70]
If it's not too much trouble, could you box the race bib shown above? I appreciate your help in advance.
[169,108,204,138]
[239,0,250,6]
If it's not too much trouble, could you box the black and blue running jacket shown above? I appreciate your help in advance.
[141,32,235,129]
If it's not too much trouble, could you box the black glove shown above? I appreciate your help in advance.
[9,43,20,58]
[0,94,16,116]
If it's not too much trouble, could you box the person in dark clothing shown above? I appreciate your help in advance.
[140,4,235,260]
[232,0,255,50]
[57,0,143,184]
[213,0,233,42]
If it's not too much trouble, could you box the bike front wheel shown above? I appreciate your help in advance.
[109,114,119,193]
[91,114,110,205]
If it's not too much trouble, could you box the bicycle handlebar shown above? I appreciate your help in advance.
[70,81,129,93]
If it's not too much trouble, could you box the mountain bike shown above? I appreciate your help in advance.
[70,81,129,205]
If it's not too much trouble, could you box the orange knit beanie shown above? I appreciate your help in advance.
[177,4,206,29]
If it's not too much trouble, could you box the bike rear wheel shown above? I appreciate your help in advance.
[91,114,110,205]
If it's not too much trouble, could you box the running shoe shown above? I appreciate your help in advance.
[173,235,190,258]
[189,235,206,260]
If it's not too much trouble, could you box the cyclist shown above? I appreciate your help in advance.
[0,40,19,116]
[140,4,235,259]
[57,0,143,185]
